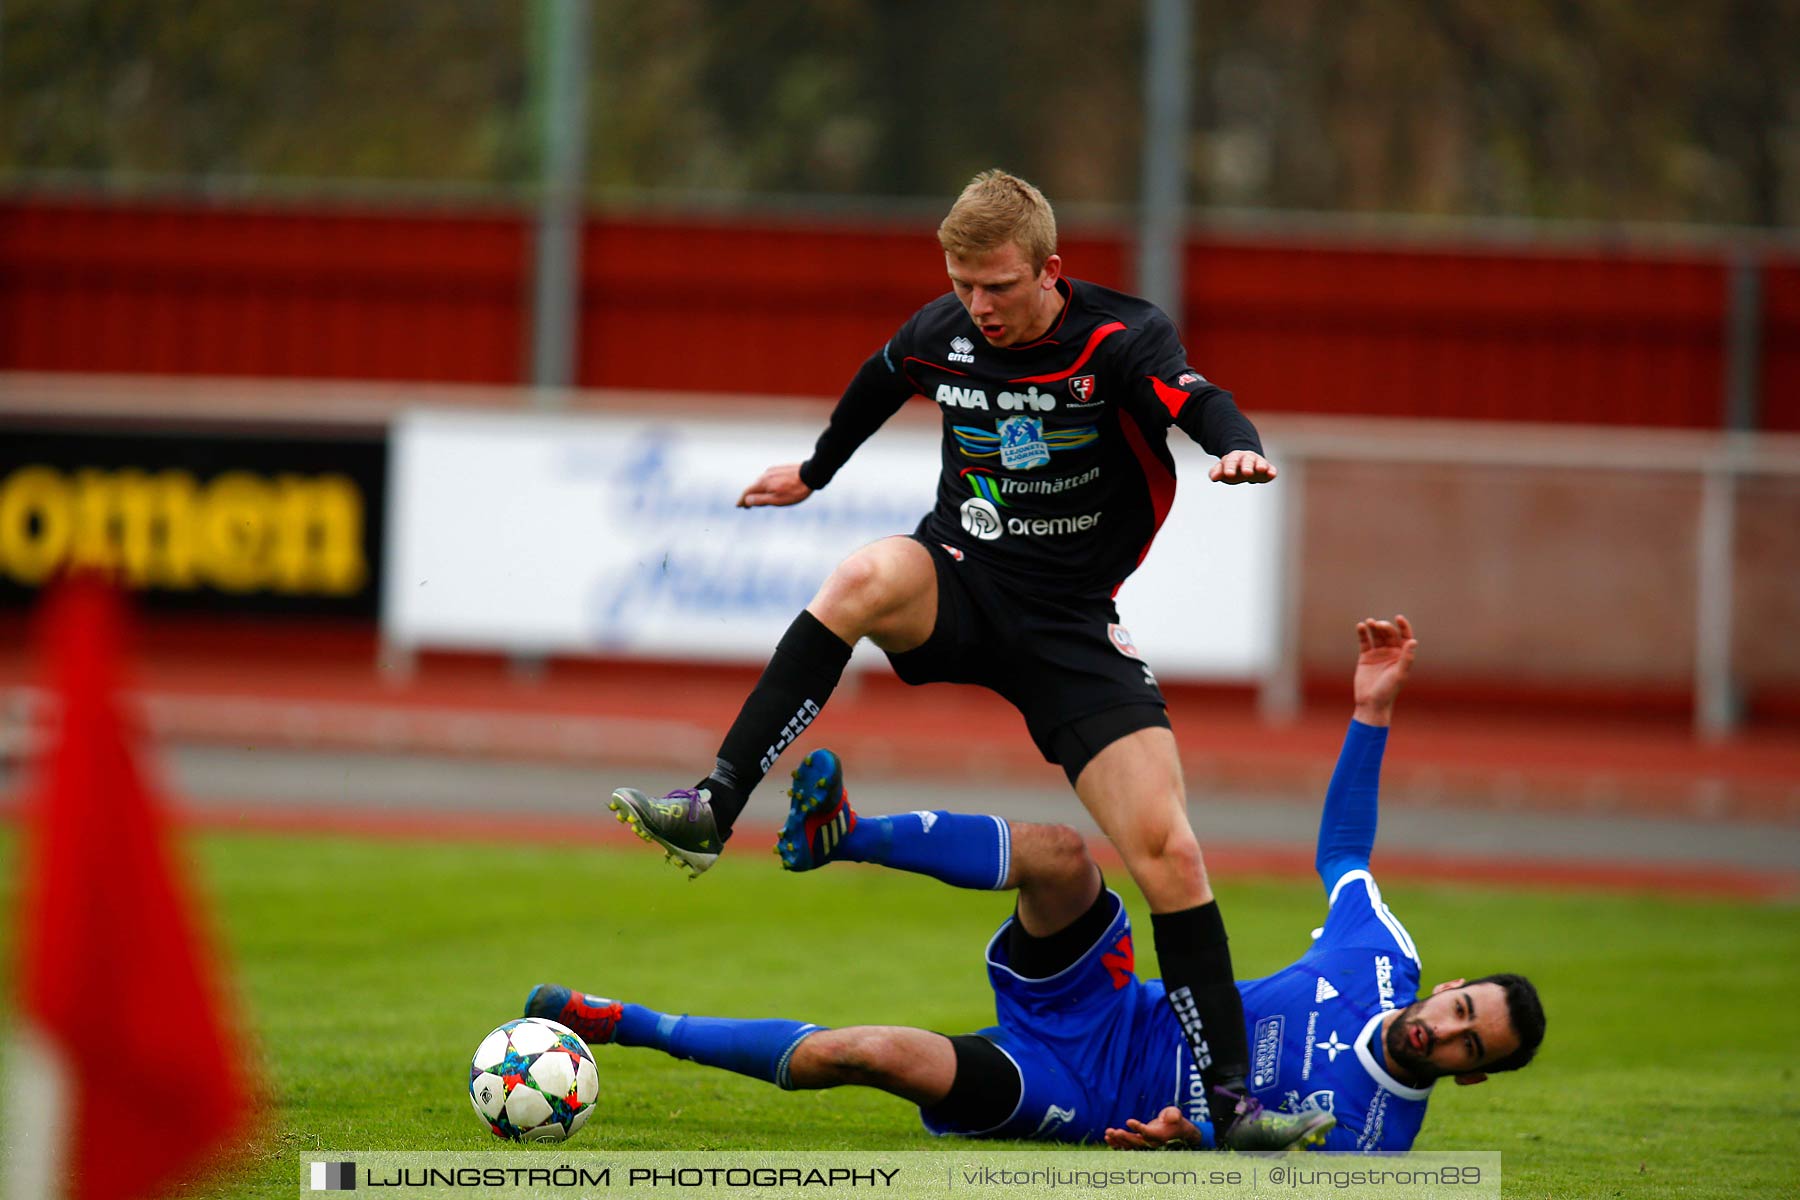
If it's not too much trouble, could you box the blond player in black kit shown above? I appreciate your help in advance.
[608,171,1304,1149]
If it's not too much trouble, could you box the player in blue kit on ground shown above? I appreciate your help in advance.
[539,617,1546,1150]
[607,168,1287,1146]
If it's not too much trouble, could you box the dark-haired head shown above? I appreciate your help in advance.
[1465,972,1545,1074]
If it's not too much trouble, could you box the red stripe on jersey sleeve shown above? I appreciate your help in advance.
[1114,410,1178,597]
[1008,321,1126,384]
[1148,375,1190,419]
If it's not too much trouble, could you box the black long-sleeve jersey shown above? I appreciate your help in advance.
[798,277,1265,599]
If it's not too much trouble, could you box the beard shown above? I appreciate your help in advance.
[1383,1000,1444,1082]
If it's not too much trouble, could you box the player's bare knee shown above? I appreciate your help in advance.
[1012,822,1094,890]
[813,554,895,631]
[1044,823,1096,884]
[1127,816,1203,881]
[1152,828,1205,882]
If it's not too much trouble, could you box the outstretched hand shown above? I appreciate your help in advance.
[737,463,813,508]
[1208,450,1277,484]
[1103,1106,1206,1151]
[1352,615,1417,725]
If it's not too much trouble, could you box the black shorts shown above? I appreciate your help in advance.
[885,536,1169,777]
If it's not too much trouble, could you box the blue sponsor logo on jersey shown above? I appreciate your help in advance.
[1251,1015,1284,1090]
[997,415,1052,470]
[1282,1089,1336,1116]
[951,423,1098,463]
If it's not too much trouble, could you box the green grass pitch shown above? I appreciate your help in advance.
[2,830,1796,1198]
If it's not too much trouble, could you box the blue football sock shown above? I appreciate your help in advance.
[613,1003,822,1090]
[837,810,1011,890]
[612,1003,668,1048]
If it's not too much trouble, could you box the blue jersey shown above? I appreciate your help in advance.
[1233,868,1432,1150]
[926,721,1435,1151]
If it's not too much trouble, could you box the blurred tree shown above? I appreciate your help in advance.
[1189,0,1800,226]
[1,0,1794,226]
[2,1,530,187]
[582,0,1141,203]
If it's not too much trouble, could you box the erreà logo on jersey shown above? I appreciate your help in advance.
[949,336,976,364]
[1068,374,1097,403]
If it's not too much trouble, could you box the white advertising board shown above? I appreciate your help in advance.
[385,408,1280,680]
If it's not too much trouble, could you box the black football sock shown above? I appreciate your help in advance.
[699,609,853,837]
[1150,901,1253,1133]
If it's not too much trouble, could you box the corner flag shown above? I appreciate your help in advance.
[10,575,252,1199]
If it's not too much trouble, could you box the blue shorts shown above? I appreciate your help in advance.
[920,891,1183,1143]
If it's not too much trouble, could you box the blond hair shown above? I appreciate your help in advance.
[937,170,1058,272]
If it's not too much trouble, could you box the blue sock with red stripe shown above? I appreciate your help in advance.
[838,811,1012,890]
[614,1004,822,1090]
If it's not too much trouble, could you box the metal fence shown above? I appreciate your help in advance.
[1258,416,1800,738]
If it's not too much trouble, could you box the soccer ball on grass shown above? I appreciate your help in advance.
[468,1017,598,1141]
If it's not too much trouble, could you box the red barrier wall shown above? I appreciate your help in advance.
[3,195,1793,429]
[1763,264,1800,431]
[1185,239,1733,428]
[0,198,525,383]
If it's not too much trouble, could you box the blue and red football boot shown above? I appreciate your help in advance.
[523,984,624,1046]
[776,749,857,872]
